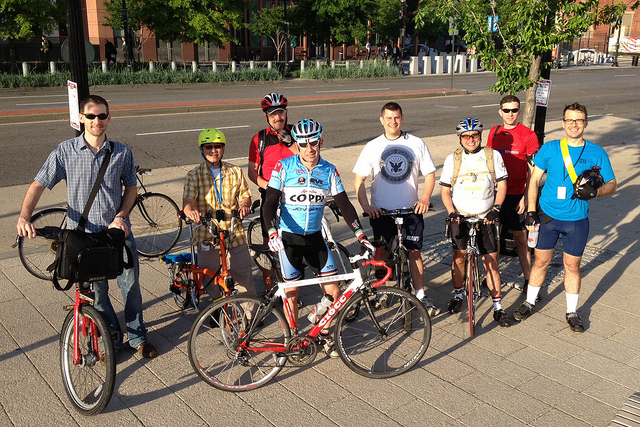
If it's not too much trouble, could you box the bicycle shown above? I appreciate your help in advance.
[27,226,116,415]
[187,251,432,391]
[161,210,240,313]
[13,166,181,280]
[445,215,491,337]
[364,206,441,317]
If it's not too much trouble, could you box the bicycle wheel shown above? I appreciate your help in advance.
[130,192,182,257]
[333,243,359,321]
[18,207,67,281]
[335,287,431,378]
[247,218,264,246]
[188,296,290,391]
[170,267,201,311]
[466,254,478,337]
[60,305,116,416]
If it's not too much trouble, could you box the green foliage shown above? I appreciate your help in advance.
[104,0,244,47]
[299,0,376,46]
[249,5,294,61]
[0,67,283,88]
[371,0,402,43]
[416,0,598,94]
[0,0,61,40]
[300,60,402,79]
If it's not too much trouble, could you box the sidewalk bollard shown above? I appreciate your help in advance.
[457,55,466,74]
[359,60,364,69]
[331,60,336,69]
[434,56,444,74]
[300,60,305,72]
[149,61,155,72]
[409,57,419,75]
[422,55,432,75]
[49,61,56,74]
[231,61,236,72]
[470,57,478,73]
[250,60,255,70]
[102,61,108,72]
[171,61,177,71]
[192,61,197,72]
[267,61,272,69]
[22,62,28,76]
[316,60,321,69]
[211,61,217,72]
[345,60,350,69]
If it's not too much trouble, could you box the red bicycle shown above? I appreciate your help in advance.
[187,251,432,391]
[161,210,240,313]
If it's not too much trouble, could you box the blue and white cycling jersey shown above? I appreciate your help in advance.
[268,155,345,235]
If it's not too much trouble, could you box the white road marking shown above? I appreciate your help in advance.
[136,125,249,136]
[16,101,70,106]
[316,88,390,93]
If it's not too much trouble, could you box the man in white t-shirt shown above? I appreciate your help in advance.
[353,102,440,316]
[440,117,511,327]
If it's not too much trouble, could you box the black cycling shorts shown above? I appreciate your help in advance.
[450,220,498,255]
[280,231,337,281]
[370,212,424,250]
[499,194,526,232]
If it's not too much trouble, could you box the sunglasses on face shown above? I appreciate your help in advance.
[297,139,320,148]
[501,108,519,114]
[460,133,481,141]
[82,113,109,120]
[201,144,224,151]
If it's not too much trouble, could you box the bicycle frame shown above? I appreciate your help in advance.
[71,282,100,365]
[240,256,391,354]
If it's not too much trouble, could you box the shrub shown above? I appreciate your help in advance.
[300,61,402,79]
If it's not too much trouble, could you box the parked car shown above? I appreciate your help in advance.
[571,48,613,64]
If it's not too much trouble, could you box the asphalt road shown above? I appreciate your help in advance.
[1,65,638,188]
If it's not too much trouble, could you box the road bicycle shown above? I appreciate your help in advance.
[446,215,492,337]
[365,206,441,317]
[161,210,240,313]
[27,226,116,415]
[187,251,432,391]
[14,166,181,281]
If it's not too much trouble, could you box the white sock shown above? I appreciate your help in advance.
[526,286,541,305]
[566,293,579,313]
[415,289,425,300]
[492,297,502,311]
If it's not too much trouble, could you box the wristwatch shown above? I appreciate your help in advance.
[115,215,127,221]
[492,204,502,211]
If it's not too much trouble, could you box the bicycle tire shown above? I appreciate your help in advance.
[334,243,360,321]
[60,305,115,416]
[18,207,67,281]
[247,218,264,246]
[335,286,431,379]
[188,296,290,391]
[171,267,201,311]
[466,254,477,337]
[130,192,182,257]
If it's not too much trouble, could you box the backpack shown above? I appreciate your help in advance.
[450,146,497,187]
[257,129,268,177]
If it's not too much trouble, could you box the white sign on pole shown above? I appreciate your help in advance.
[535,79,552,107]
[67,80,80,131]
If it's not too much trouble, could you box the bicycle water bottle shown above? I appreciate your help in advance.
[307,295,334,324]
[528,224,540,248]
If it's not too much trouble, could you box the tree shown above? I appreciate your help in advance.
[105,0,245,60]
[249,4,293,62]
[0,0,62,71]
[595,0,640,65]
[416,0,598,128]
[371,0,402,45]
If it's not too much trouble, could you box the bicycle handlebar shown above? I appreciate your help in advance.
[135,165,152,175]
[363,203,434,217]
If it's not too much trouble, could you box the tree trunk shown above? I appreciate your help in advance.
[522,53,542,129]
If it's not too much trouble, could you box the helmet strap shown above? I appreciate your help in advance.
[459,140,483,154]
[201,148,222,168]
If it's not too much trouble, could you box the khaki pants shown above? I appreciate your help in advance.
[197,242,257,299]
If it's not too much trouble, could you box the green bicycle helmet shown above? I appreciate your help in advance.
[198,128,226,147]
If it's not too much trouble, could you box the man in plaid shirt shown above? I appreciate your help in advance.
[183,128,257,298]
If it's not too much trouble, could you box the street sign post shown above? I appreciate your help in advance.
[67,81,81,131]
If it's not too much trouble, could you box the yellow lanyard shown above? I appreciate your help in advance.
[560,138,579,184]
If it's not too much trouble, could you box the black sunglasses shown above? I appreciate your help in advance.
[82,113,109,120]
[501,108,519,114]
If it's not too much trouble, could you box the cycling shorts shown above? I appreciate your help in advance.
[450,220,498,255]
[370,213,424,251]
[279,231,337,281]
[537,216,589,257]
[499,194,526,232]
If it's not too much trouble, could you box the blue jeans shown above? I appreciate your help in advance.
[93,234,147,349]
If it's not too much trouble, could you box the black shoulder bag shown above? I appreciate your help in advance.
[51,148,133,290]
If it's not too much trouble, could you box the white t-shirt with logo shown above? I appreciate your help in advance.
[353,132,436,210]
[439,148,508,217]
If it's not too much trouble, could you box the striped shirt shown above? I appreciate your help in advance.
[183,161,251,248]
[35,135,136,233]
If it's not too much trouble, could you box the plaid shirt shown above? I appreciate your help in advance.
[183,161,251,248]
[35,135,136,233]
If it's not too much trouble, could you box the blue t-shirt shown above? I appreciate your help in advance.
[268,155,345,235]
[535,139,615,221]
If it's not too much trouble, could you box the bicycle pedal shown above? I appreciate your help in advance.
[184,307,199,315]
[63,305,74,311]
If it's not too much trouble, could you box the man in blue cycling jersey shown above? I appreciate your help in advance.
[262,119,375,357]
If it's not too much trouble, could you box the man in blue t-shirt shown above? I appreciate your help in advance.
[513,102,617,333]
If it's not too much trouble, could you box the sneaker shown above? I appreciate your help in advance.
[513,301,535,322]
[136,341,158,359]
[493,309,511,327]
[420,297,441,317]
[448,295,463,314]
[566,312,584,333]
[319,327,331,337]
[323,338,339,358]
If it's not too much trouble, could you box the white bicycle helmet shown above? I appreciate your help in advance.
[291,119,322,144]
[456,117,484,135]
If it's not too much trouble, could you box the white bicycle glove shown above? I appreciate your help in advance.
[268,228,284,252]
